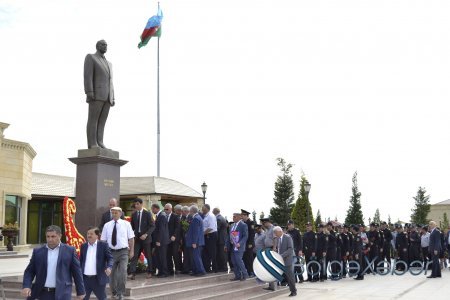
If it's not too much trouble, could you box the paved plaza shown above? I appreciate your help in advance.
[274,269,449,300]
[1,250,449,299]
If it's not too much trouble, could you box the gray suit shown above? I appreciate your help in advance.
[277,234,296,294]
[84,53,114,104]
[84,51,115,148]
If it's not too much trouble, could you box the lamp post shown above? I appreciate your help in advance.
[201,182,208,204]
[305,181,311,223]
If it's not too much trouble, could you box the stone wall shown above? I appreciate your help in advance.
[0,122,36,245]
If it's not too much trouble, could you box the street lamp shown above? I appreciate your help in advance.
[201,182,208,204]
[305,181,311,223]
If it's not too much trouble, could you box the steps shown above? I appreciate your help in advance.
[1,273,292,299]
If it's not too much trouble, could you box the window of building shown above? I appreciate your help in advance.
[5,195,21,244]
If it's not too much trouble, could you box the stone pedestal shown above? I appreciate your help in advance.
[69,148,127,236]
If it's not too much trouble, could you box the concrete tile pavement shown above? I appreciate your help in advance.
[272,269,450,300]
[0,249,32,278]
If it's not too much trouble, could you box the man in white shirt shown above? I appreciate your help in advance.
[201,204,218,273]
[101,207,134,300]
[80,227,113,300]
[421,226,430,266]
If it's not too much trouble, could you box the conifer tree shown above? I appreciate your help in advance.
[315,210,323,228]
[410,187,430,225]
[373,208,381,224]
[344,171,364,225]
[269,158,295,225]
[291,175,314,232]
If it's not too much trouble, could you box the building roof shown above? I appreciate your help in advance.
[32,172,76,197]
[31,172,202,198]
[432,199,450,205]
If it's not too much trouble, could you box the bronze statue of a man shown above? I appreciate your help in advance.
[84,40,115,149]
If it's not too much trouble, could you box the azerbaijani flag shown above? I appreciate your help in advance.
[138,7,163,49]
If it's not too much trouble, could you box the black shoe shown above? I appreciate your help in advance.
[289,292,297,297]
[354,276,364,280]
[427,276,436,278]
[230,278,241,281]
[263,287,275,291]
[195,273,206,277]
[240,277,247,281]
[156,274,168,278]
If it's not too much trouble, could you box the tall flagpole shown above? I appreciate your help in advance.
[157,2,161,177]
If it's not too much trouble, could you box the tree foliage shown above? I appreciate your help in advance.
[344,171,364,225]
[291,175,314,232]
[373,208,381,224]
[410,187,430,225]
[270,158,295,226]
[442,212,449,230]
[315,210,322,229]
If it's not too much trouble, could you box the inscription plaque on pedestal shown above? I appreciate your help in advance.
[69,148,127,235]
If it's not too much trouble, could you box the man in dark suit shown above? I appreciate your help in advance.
[99,198,125,231]
[151,203,170,277]
[129,198,155,279]
[213,207,228,272]
[226,213,248,281]
[79,227,113,300]
[274,226,297,297]
[84,39,115,149]
[180,206,193,274]
[165,203,181,274]
[428,221,442,278]
[22,225,85,300]
[186,205,206,276]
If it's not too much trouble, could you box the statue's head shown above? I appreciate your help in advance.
[96,40,107,54]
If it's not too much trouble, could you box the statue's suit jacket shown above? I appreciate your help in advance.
[84,52,115,105]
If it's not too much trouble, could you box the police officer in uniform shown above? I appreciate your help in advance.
[326,222,339,280]
[339,225,350,278]
[241,209,255,277]
[351,225,364,280]
[302,222,317,282]
[380,221,392,263]
[408,224,421,266]
[395,224,408,271]
[367,223,380,273]
[317,224,328,282]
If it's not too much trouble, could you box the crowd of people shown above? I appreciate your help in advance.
[21,197,449,300]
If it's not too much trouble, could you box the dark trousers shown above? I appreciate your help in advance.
[83,275,107,300]
[182,245,192,273]
[129,239,152,274]
[326,248,337,278]
[409,245,421,265]
[216,243,227,271]
[202,232,218,272]
[87,101,110,147]
[304,251,317,281]
[368,246,378,273]
[167,241,181,273]
[285,265,297,294]
[37,290,56,300]
[422,247,430,266]
[189,246,206,275]
[382,243,391,262]
[318,254,327,280]
[155,244,169,275]
[243,246,254,275]
[398,248,408,270]
[431,252,441,277]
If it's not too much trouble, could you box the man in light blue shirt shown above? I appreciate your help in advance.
[22,225,85,299]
